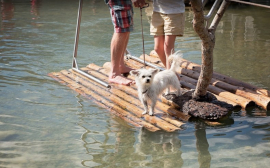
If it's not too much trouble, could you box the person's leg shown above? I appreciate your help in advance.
[107,0,134,85]
[118,33,133,74]
[164,35,176,68]
[109,32,134,85]
[163,12,184,69]
[150,12,166,68]
[154,35,166,68]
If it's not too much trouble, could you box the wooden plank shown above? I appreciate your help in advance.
[179,74,254,108]
[125,57,241,108]
[126,57,253,109]
[48,49,270,131]
[74,67,185,127]
[94,63,191,121]
[49,71,161,132]
[178,80,241,108]
[61,69,182,132]
[178,67,270,109]
[149,50,270,97]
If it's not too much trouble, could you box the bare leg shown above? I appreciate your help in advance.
[109,32,134,85]
[154,35,166,68]
[164,35,177,69]
[119,33,133,74]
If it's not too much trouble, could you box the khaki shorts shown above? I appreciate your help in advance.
[150,12,185,36]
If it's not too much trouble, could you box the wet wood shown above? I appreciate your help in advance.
[139,54,253,108]
[180,80,241,108]
[149,50,270,97]
[148,50,269,109]
[79,67,186,127]
[90,63,191,121]
[48,72,160,132]
[49,50,270,131]
[124,59,232,120]
[138,55,242,108]
[178,67,270,109]
[126,57,240,108]
[64,69,181,132]
[179,74,254,108]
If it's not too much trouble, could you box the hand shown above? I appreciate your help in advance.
[132,0,145,8]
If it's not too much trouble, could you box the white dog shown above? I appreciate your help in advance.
[130,51,183,116]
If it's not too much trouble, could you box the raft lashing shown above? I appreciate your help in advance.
[48,50,270,132]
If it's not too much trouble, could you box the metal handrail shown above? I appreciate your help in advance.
[72,0,110,88]
[72,0,83,69]
[204,0,223,20]
[125,49,164,71]
[204,0,270,21]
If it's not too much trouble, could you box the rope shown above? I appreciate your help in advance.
[140,3,149,67]
[140,7,146,66]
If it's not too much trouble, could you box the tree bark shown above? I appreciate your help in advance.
[190,0,230,99]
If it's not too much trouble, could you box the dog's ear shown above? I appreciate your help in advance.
[130,70,140,76]
[149,68,159,75]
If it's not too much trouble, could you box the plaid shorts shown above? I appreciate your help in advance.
[106,0,134,33]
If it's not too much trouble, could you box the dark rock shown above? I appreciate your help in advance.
[163,90,233,120]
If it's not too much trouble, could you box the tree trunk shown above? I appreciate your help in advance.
[190,0,214,99]
[190,0,230,100]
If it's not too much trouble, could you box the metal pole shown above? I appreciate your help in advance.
[204,0,223,20]
[71,0,110,88]
[125,50,164,71]
[72,0,83,69]
[72,68,111,88]
[140,7,146,66]
[139,3,149,67]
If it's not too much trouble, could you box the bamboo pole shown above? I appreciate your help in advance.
[136,55,253,108]
[179,74,254,108]
[149,50,270,97]
[179,67,270,109]
[79,67,185,127]
[139,54,163,67]
[87,63,191,121]
[116,61,192,120]
[48,72,160,132]
[130,56,243,108]
[179,80,241,108]
[64,69,182,132]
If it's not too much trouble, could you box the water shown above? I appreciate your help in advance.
[0,0,269,167]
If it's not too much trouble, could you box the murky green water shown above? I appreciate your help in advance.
[0,0,270,167]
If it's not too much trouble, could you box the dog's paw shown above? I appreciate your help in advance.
[149,111,153,116]
[142,111,148,115]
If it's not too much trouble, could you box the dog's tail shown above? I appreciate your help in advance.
[168,50,183,72]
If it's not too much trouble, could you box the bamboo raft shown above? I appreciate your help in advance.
[48,50,270,132]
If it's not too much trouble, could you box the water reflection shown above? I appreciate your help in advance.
[136,129,183,168]
[195,124,211,168]
[214,7,270,88]
[30,0,41,20]
[0,0,270,167]
[1,0,14,31]
[81,123,221,168]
